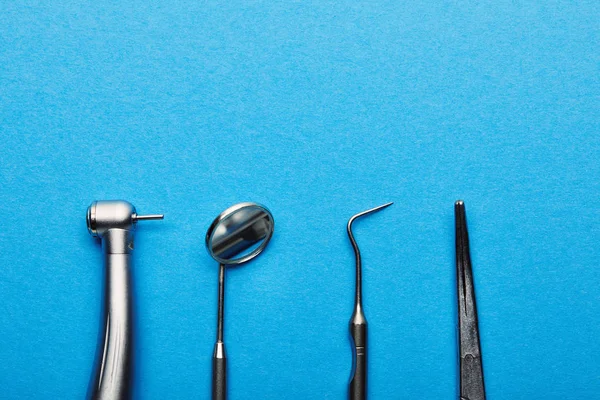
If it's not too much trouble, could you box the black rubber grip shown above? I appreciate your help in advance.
[349,322,367,400]
[212,354,227,400]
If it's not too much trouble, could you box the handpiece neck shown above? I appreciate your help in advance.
[102,229,134,255]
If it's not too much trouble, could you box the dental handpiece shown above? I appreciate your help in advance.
[86,200,163,400]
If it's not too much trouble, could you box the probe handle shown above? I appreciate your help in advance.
[89,250,133,400]
[349,321,367,400]
[212,342,227,400]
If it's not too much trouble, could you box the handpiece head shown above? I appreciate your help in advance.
[87,200,163,238]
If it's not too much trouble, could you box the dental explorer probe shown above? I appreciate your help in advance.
[455,201,486,400]
[347,202,393,400]
[86,200,163,400]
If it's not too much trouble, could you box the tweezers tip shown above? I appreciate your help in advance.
[455,200,467,220]
[455,200,468,238]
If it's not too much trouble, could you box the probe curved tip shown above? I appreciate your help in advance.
[347,202,393,232]
[347,202,393,262]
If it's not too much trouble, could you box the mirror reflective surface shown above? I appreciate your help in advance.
[206,202,274,265]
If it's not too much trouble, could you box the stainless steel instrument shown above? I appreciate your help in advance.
[86,200,163,400]
[455,200,486,400]
[205,202,275,400]
[347,202,392,400]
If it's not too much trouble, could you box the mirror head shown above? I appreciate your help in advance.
[205,202,274,265]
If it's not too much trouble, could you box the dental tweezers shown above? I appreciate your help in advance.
[455,201,486,400]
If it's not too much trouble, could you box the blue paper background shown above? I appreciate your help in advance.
[1,2,598,399]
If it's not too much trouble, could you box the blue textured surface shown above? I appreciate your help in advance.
[0,2,598,399]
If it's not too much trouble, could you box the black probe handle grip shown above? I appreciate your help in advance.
[349,322,367,400]
[212,343,227,400]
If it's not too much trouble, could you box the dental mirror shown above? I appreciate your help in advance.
[205,202,274,400]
